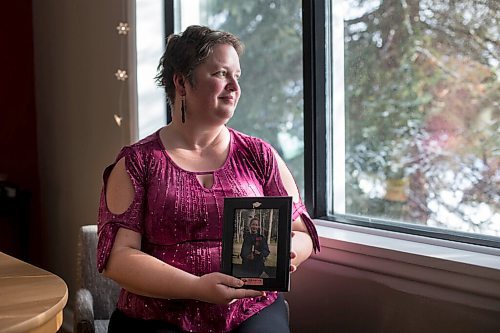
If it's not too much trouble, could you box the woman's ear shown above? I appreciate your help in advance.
[173,73,186,96]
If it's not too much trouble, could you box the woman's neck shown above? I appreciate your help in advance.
[161,123,229,152]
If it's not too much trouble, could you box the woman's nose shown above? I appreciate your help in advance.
[226,77,239,92]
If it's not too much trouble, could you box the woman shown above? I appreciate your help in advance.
[98,25,320,333]
[240,218,271,278]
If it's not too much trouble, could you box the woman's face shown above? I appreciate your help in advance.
[250,220,260,234]
[185,43,241,125]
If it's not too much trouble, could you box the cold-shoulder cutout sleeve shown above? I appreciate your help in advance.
[96,147,147,273]
[256,138,320,253]
[292,201,320,253]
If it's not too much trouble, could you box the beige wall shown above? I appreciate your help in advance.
[32,0,135,305]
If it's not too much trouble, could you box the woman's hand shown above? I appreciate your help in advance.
[191,272,265,305]
[288,224,314,273]
[290,231,298,273]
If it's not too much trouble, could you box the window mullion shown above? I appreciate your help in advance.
[303,0,327,218]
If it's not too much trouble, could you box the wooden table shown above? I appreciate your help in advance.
[0,252,68,333]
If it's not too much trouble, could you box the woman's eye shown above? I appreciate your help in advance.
[214,71,241,81]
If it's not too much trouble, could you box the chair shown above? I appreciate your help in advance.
[74,225,120,333]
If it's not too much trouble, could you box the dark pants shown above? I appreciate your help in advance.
[241,257,266,277]
[108,294,290,333]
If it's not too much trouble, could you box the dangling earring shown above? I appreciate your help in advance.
[181,96,186,124]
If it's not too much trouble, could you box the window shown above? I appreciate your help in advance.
[142,0,499,248]
[172,0,306,194]
[136,0,167,139]
[319,0,499,247]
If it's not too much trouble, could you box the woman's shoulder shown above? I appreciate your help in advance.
[229,127,274,152]
[131,129,163,149]
[117,129,163,160]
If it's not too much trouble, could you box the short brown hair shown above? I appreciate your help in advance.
[155,25,244,108]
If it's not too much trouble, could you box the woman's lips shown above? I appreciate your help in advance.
[219,95,235,103]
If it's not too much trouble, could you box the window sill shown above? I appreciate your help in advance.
[312,219,500,309]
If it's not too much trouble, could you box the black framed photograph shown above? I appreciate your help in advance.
[222,196,292,291]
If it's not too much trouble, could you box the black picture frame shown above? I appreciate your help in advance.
[222,196,292,291]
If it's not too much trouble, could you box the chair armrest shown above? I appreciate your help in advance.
[284,299,290,323]
[74,288,95,333]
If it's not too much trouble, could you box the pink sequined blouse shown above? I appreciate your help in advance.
[97,128,320,333]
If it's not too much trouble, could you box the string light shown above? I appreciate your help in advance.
[116,22,130,35]
[114,114,123,126]
[115,69,128,81]
[114,3,130,128]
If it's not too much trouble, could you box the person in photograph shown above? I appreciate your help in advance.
[240,217,271,277]
[97,25,320,333]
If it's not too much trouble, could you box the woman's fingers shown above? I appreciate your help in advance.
[214,273,265,301]
[232,288,265,299]
[217,273,244,288]
[290,249,297,272]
